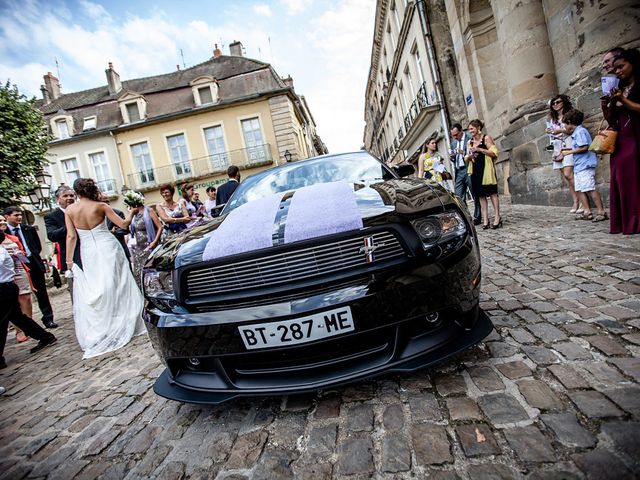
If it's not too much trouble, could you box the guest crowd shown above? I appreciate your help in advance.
[419,46,639,236]
[0,165,242,384]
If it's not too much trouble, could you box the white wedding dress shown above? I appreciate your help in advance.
[71,220,145,359]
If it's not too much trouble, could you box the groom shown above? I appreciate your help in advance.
[45,186,82,299]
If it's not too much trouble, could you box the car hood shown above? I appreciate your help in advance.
[149,179,448,270]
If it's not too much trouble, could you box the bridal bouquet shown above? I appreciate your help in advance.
[123,190,145,208]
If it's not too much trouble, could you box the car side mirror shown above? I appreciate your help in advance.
[210,204,225,218]
[394,164,415,177]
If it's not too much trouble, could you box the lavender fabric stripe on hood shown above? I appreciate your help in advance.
[202,192,283,261]
[284,181,363,244]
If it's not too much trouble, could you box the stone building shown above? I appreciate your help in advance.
[364,0,639,205]
[37,42,327,214]
[363,0,451,169]
[28,42,326,252]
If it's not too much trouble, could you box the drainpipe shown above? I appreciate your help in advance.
[415,0,453,173]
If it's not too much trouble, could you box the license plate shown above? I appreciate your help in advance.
[238,306,355,350]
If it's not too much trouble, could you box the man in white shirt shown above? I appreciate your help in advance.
[450,123,481,225]
[4,206,57,328]
[0,231,57,369]
[204,186,217,215]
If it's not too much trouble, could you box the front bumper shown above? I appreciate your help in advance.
[144,234,491,404]
[152,308,493,404]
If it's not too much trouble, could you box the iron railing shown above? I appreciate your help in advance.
[126,143,274,190]
[96,178,117,195]
[377,82,433,164]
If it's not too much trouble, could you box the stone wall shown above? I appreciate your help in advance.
[432,0,640,206]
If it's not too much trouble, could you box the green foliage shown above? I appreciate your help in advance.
[0,80,52,209]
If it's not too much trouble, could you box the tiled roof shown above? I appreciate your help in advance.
[39,55,270,114]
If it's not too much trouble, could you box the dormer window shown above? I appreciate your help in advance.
[198,86,213,105]
[50,113,74,139]
[83,116,97,131]
[126,102,141,122]
[56,119,69,139]
[118,91,147,124]
[190,75,219,107]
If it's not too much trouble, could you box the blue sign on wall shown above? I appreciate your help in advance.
[466,94,473,105]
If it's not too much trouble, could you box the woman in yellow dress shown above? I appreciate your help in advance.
[418,137,451,190]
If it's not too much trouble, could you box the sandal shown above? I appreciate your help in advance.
[592,213,608,222]
[575,212,593,221]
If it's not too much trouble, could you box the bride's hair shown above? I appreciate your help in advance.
[73,178,101,201]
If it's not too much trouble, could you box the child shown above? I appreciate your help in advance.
[558,109,608,222]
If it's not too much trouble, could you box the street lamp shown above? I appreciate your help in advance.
[284,150,292,162]
[26,169,53,211]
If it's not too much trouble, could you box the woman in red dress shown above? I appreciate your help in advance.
[602,48,640,235]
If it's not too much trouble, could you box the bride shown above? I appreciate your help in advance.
[65,178,145,358]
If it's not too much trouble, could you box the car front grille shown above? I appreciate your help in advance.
[185,230,406,299]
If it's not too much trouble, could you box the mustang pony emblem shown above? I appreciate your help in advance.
[359,236,385,263]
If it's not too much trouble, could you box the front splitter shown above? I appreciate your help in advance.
[153,309,494,404]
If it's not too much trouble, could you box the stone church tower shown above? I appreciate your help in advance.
[429,0,639,205]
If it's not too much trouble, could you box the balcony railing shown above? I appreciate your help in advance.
[96,178,117,195]
[379,82,435,165]
[126,143,274,191]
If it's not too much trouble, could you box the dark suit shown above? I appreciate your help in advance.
[107,208,131,263]
[9,223,54,324]
[451,132,481,222]
[44,208,82,272]
[216,179,239,205]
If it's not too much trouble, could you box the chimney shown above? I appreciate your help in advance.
[105,62,122,95]
[213,43,222,59]
[43,72,61,100]
[282,75,294,89]
[40,84,51,104]
[229,41,243,57]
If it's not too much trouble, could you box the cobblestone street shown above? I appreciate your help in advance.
[0,202,639,480]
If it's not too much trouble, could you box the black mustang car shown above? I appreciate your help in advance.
[143,151,493,404]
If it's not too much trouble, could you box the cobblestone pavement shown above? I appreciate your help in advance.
[1,203,639,480]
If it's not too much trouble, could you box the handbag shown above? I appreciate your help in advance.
[482,145,499,186]
[589,119,617,155]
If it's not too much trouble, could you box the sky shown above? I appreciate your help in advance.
[0,0,376,153]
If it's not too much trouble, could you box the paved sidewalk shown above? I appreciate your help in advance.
[0,203,639,479]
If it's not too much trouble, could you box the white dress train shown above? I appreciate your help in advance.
[72,220,145,359]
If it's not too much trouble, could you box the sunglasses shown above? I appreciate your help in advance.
[552,100,563,105]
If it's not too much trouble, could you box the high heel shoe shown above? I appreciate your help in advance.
[491,220,503,229]
[482,223,490,230]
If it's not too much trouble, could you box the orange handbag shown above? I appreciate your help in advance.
[589,120,617,155]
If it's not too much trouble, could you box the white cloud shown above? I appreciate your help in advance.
[79,0,111,22]
[0,0,376,153]
[252,4,273,17]
[279,0,312,16]
[0,62,51,98]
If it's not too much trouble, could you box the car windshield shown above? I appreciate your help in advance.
[223,152,395,212]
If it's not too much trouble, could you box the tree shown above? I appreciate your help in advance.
[0,81,52,209]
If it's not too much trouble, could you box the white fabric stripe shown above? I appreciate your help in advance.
[202,192,283,261]
[284,181,363,244]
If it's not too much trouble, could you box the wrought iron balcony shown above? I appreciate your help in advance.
[370,82,435,165]
[402,82,431,141]
[126,143,274,191]
[96,178,117,195]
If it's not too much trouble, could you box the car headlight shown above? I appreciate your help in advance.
[411,211,467,248]
[143,269,177,312]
